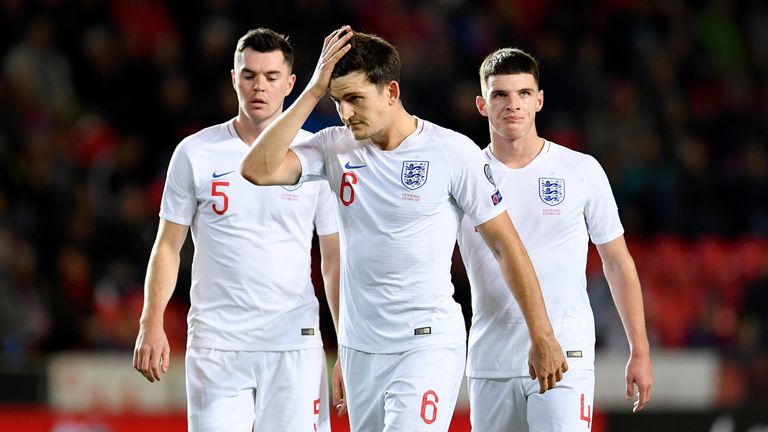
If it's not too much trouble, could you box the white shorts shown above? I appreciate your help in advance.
[339,343,466,432]
[186,347,329,432]
[468,369,595,432]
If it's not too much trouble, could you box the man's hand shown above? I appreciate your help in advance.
[528,336,568,394]
[132,323,170,383]
[306,26,354,100]
[331,357,347,416]
[626,353,653,412]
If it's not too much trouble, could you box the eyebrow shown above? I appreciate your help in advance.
[330,90,363,102]
[240,68,282,76]
[490,87,535,95]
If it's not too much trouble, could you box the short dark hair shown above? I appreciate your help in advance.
[331,31,400,86]
[479,48,540,95]
[235,28,293,69]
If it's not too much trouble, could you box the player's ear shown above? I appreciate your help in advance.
[231,69,237,89]
[476,95,489,117]
[387,80,400,105]
[286,73,296,95]
[536,89,544,112]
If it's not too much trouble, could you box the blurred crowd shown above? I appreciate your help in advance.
[0,0,766,403]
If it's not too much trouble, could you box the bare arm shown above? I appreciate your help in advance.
[319,233,341,331]
[240,27,353,186]
[596,236,653,412]
[132,219,189,382]
[319,232,346,416]
[476,212,568,393]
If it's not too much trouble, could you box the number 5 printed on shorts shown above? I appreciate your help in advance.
[313,398,319,431]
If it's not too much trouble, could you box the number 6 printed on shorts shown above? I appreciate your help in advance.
[420,390,439,425]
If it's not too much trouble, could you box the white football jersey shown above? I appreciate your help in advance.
[458,141,623,378]
[292,118,505,353]
[160,120,337,351]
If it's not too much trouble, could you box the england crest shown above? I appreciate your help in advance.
[401,161,429,190]
[539,178,564,206]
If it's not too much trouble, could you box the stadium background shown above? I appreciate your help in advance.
[0,0,767,430]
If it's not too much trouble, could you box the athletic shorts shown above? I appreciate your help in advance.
[186,347,329,432]
[468,369,595,432]
[339,343,466,432]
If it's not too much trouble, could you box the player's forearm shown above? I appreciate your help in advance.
[604,261,650,356]
[499,245,556,341]
[139,245,180,328]
[477,214,556,340]
[241,89,323,184]
[323,279,340,332]
[319,233,341,331]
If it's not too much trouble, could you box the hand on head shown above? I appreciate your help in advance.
[307,26,354,99]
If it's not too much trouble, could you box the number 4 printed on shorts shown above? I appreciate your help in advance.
[580,393,592,429]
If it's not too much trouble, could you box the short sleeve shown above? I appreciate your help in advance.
[159,142,197,226]
[582,155,624,245]
[313,180,339,236]
[291,131,327,183]
[450,139,506,226]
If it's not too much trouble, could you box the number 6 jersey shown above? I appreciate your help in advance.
[292,118,505,353]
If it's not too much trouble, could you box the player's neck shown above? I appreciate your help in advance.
[490,132,544,169]
[233,112,276,146]
[370,106,417,151]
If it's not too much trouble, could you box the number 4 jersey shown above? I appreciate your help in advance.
[292,118,505,353]
[160,119,338,351]
[459,141,624,378]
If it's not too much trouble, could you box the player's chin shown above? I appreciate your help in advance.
[350,128,370,140]
[247,105,274,118]
[501,126,527,140]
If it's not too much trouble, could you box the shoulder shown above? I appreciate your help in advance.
[175,121,231,157]
[307,126,360,155]
[294,128,315,142]
[292,126,353,143]
[314,125,351,142]
[291,126,352,150]
[548,141,604,174]
[422,120,480,156]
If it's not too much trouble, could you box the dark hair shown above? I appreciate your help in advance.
[235,28,293,69]
[331,32,400,86]
[479,48,540,95]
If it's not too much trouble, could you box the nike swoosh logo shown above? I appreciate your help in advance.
[344,162,367,170]
[212,170,235,178]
